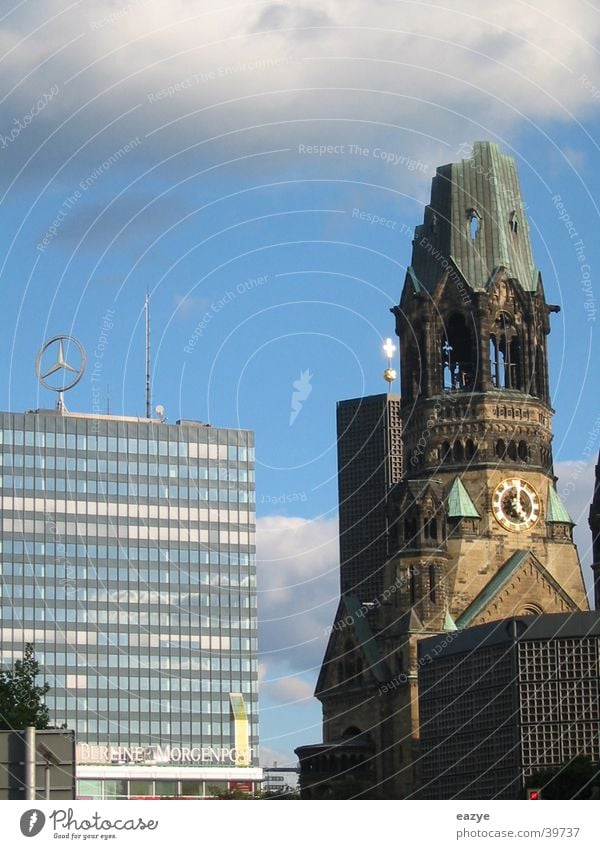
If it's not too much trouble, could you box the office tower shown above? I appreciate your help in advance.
[419,613,600,799]
[298,141,588,799]
[337,394,402,601]
[0,405,261,799]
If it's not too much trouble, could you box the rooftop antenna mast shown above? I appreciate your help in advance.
[145,291,151,418]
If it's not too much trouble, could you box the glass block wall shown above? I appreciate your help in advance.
[0,410,258,763]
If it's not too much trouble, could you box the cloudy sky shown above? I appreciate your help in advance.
[1,0,599,765]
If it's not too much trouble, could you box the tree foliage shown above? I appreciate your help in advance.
[0,643,50,730]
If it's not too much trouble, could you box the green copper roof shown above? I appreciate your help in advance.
[343,594,388,683]
[546,484,573,524]
[447,477,480,518]
[456,550,530,627]
[407,265,425,294]
[443,609,458,632]
[410,141,538,294]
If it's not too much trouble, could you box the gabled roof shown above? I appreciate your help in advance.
[395,606,424,633]
[456,549,578,628]
[315,594,391,696]
[546,483,573,524]
[407,265,425,294]
[446,476,480,518]
[343,594,389,683]
[443,609,458,632]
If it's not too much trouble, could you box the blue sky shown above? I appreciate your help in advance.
[0,0,599,765]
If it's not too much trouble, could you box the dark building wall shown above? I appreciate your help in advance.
[337,394,402,600]
[418,614,600,799]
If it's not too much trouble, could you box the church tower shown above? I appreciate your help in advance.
[299,142,589,799]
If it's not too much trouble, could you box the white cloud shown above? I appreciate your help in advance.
[2,0,600,184]
[555,457,597,570]
[257,514,339,676]
[261,674,315,705]
[256,514,339,759]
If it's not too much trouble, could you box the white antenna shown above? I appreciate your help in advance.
[145,291,151,418]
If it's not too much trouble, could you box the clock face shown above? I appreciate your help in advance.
[492,478,540,532]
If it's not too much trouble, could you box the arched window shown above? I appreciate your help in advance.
[342,727,362,738]
[406,338,422,399]
[520,604,543,617]
[518,440,529,462]
[453,441,464,462]
[425,517,438,541]
[509,211,519,234]
[508,441,517,461]
[465,439,476,460]
[490,312,522,389]
[409,566,417,606]
[442,314,474,390]
[496,439,506,459]
[429,563,437,604]
[468,209,481,240]
[441,441,452,464]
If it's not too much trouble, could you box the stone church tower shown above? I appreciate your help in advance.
[297,142,589,799]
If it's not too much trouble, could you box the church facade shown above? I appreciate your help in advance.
[296,141,590,799]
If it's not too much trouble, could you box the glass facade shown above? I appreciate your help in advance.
[0,409,258,764]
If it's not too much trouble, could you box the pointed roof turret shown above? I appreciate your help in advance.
[443,609,458,632]
[546,483,573,524]
[447,476,480,518]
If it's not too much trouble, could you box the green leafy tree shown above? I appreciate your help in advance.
[0,643,50,730]
[525,756,600,799]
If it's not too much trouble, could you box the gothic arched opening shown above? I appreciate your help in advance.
[490,312,523,390]
[440,441,452,464]
[442,313,474,390]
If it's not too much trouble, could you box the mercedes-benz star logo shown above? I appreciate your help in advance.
[35,335,86,393]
